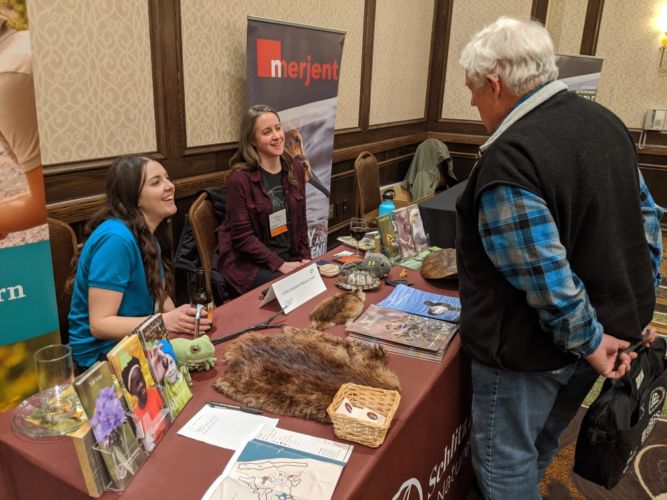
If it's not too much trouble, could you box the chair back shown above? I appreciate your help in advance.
[47,218,78,344]
[354,151,382,218]
[188,192,218,297]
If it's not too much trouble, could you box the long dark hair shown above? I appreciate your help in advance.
[229,104,297,185]
[66,155,173,311]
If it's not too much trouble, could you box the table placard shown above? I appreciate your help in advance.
[261,263,326,313]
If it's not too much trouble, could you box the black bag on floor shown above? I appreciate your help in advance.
[573,336,667,489]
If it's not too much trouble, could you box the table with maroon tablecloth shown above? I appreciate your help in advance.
[0,251,472,500]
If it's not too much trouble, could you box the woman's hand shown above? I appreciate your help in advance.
[162,304,212,335]
[278,261,303,274]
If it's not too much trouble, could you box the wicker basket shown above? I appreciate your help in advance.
[327,383,400,448]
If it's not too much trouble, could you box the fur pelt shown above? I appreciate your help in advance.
[309,290,365,329]
[213,326,400,423]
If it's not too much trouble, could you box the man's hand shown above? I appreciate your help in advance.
[641,326,658,347]
[584,333,637,379]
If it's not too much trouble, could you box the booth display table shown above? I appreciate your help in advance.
[0,254,472,499]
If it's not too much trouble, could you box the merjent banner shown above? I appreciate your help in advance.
[247,17,345,257]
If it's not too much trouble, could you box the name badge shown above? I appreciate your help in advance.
[269,209,288,237]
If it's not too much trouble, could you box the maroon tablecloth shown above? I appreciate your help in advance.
[0,253,472,499]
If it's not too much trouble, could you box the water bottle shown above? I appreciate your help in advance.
[378,190,396,217]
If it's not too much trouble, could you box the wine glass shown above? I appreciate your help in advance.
[349,218,369,256]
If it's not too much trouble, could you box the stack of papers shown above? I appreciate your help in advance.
[346,304,458,362]
[177,404,278,450]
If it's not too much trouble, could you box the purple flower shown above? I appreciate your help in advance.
[90,385,126,446]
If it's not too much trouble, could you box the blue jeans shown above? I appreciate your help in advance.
[470,358,598,499]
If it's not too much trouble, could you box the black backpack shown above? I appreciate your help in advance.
[574,336,667,489]
[174,188,236,304]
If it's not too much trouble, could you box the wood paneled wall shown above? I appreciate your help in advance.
[43,0,667,247]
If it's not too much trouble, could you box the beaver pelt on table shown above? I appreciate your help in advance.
[213,326,400,423]
[309,289,365,330]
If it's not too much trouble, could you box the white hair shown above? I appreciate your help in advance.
[459,16,559,96]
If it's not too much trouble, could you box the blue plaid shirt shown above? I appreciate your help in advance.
[478,170,663,356]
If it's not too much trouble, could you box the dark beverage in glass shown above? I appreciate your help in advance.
[349,218,369,255]
[190,269,211,306]
[350,227,366,241]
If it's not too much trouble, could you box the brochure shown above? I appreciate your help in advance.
[203,425,352,500]
[134,314,192,419]
[73,361,147,490]
[406,205,429,253]
[107,335,171,453]
[376,213,400,260]
[392,207,417,259]
[377,284,461,322]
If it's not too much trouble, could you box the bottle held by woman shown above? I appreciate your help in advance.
[189,268,214,336]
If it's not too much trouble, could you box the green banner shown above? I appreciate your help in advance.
[0,240,58,345]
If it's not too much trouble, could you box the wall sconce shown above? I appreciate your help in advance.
[659,4,667,69]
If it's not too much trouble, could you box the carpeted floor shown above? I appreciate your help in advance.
[465,367,667,500]
[540,409,667,499]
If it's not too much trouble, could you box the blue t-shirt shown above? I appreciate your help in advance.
[69,219,155,368]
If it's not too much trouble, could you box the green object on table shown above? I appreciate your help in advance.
[171,335,217,372]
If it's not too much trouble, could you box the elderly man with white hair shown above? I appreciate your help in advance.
[454,16,663,498]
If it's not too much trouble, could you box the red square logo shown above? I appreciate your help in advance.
[257,39,281,77]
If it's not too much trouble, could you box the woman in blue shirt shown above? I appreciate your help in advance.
[69,155,211,369]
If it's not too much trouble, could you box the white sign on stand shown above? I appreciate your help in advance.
[260,263,326,314]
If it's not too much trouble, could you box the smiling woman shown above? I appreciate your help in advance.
[216,105,311,295]
[67,155,211,371]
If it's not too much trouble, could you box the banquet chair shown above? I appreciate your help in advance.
[188,192,217,299]
[47,218,78,344]
[354,151,410,224]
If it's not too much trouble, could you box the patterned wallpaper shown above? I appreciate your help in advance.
[369,0,435,125]
[181,0,364,148]
[545,0,586,55]
[441,0,532,120]
[27,0,156,165]
[595,0,667,128]
[23,1,667,163]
